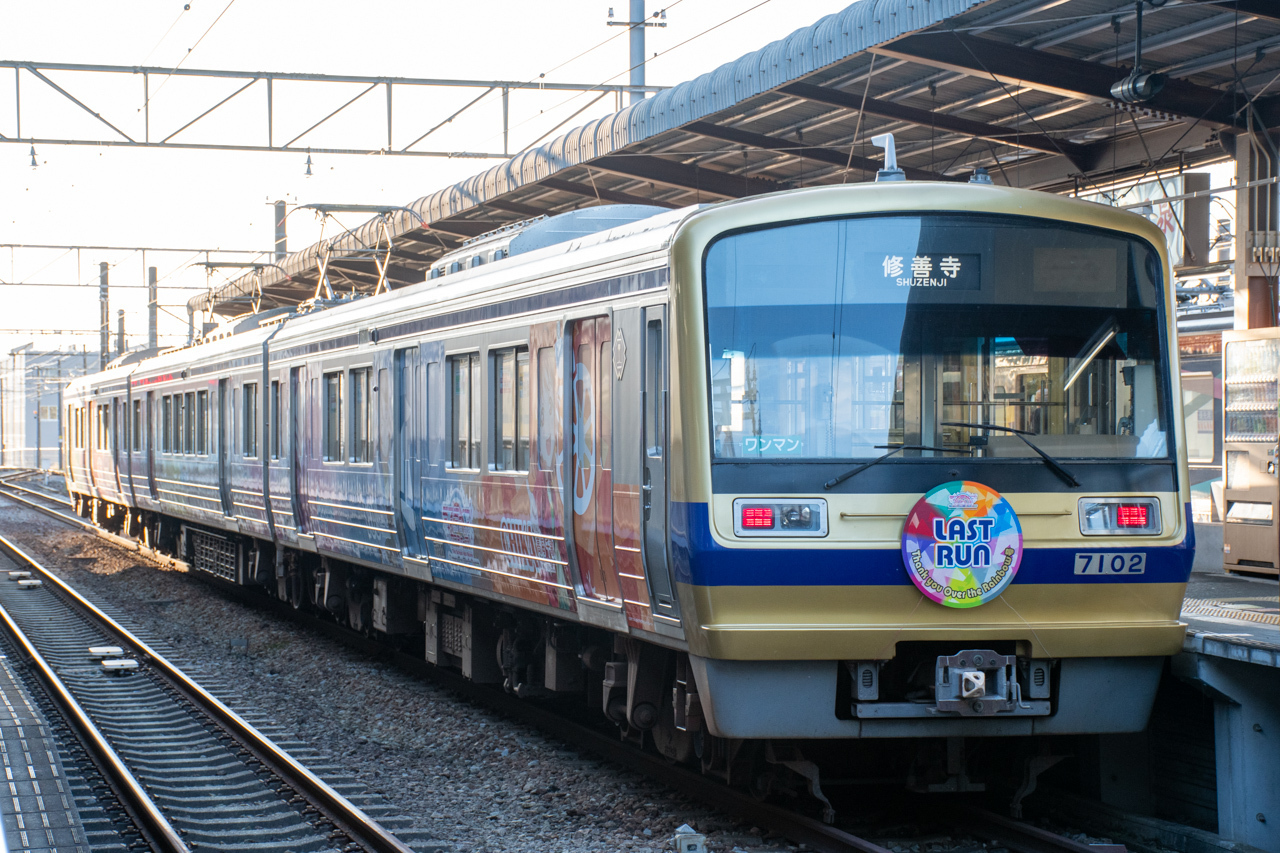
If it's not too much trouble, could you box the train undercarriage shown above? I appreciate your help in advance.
[72,492,1069,820]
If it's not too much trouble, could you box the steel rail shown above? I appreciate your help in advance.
[952,807,1109,853]
[1,477,72,507]
[0,531,417,853]
[0,567,188,852]
[3,474,1107,853]
[2,477,899,853]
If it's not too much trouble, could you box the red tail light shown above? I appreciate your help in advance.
[741,506,774,529]
[1115,504,1149,528]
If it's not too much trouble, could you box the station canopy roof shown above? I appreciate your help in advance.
[193,0,1280,318]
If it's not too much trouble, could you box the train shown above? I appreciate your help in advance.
[63,165,1193,798]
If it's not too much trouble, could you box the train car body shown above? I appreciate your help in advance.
[64,179,1191,787]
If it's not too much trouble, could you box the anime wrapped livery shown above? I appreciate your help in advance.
[65,175,1192,792]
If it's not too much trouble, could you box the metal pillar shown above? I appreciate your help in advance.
[1174,650,1280,851]
[33,374,40,470]
[148,266,158,351]
[274,201,287,261]
[1234,133,1280,329]
[99,262,109,372]
[117,309,125,358]
[629,0,645,106]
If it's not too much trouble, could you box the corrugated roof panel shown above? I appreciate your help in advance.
[197,0,1000,314]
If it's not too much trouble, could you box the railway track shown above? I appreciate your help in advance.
[0,471,1125,853]
[0,523,430,853]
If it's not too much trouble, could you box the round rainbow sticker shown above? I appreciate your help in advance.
[901,480,1023,608]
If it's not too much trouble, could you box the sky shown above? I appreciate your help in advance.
[0,0,857,357]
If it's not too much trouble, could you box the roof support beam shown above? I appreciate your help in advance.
[997,121,1220,192]
[327,259,422,284]
[588,154,781,198]
[484,198,552,219]
[539,177,682,208]
[423,220,491,239]
[777,82,1095,171]
[683,119,955,180]
[872,32,1245,128]
[1184,0,1280,24]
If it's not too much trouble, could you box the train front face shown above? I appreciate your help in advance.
[668,183,1191,740]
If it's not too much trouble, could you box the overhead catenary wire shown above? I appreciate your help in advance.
[143,0,240,109]
[488,0,778,149]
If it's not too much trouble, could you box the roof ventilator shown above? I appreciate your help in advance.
[872,133,905,182]
[970,167,993,185]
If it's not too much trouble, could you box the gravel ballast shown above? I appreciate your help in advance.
[0,496,793,853]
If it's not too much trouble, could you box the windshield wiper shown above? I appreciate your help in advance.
[941,422,1080,488]
[1062,317,1119,392]
[823,444,969,490]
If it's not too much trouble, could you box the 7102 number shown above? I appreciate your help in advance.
[1074,552,1146,575]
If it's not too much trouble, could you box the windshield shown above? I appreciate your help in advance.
[705,213,1170,462]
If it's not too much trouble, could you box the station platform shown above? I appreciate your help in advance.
[0,652,93,852]
[1173,522,1278,853]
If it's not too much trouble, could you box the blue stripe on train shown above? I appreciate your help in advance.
[670,501,1195,587]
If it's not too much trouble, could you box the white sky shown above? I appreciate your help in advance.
[1,0,855,357]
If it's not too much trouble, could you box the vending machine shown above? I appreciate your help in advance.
[1222,328,1280,576]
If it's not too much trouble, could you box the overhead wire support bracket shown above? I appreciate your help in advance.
[298,205,426,301]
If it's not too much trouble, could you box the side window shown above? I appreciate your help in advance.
[492,346,530,472]
[645,318,664,459]
[324,372,343,462]
[161,396,172,454]
[600,340,612,470]
[175,394,186,454]
[132,400,142,452]
[243,383,258,458]
[184,392,195,455]
[448,353,480,469]
[196,390,208,454]
[351,368,372,463]
[537,346,556,471]
[270,380,281,460]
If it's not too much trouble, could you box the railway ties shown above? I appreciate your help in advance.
[0,529,434,853]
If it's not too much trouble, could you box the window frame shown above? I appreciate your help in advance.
[131,399,142,452]
[490,345,531,473]
[196,389,209,455]
[323,371,344,463]
[447,352,482,470]
[242,382,259,458]
[270,380,281,461]
[161,396,172,454]
[349,367,373,464]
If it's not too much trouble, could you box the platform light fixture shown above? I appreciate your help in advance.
[1111,0,1167,104]
[304,153,313,177]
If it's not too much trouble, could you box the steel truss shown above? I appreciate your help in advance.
[0,60,667,159]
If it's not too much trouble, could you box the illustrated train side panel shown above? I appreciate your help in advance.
[63,186,1193,790]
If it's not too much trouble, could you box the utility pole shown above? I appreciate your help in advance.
[117,309,125,358]
[608,2,666,106]
[99,262,109,372]
[148,266,158,352]
[274,200,288,261]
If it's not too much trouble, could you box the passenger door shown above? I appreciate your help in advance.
[218,379,232,516]
[642,307,678,617]
[571,316,621,602]
[289,367,307,533]
[394,347,423,557]
[146,392,158,500]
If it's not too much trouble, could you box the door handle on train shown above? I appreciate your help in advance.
[642,470,653,520]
